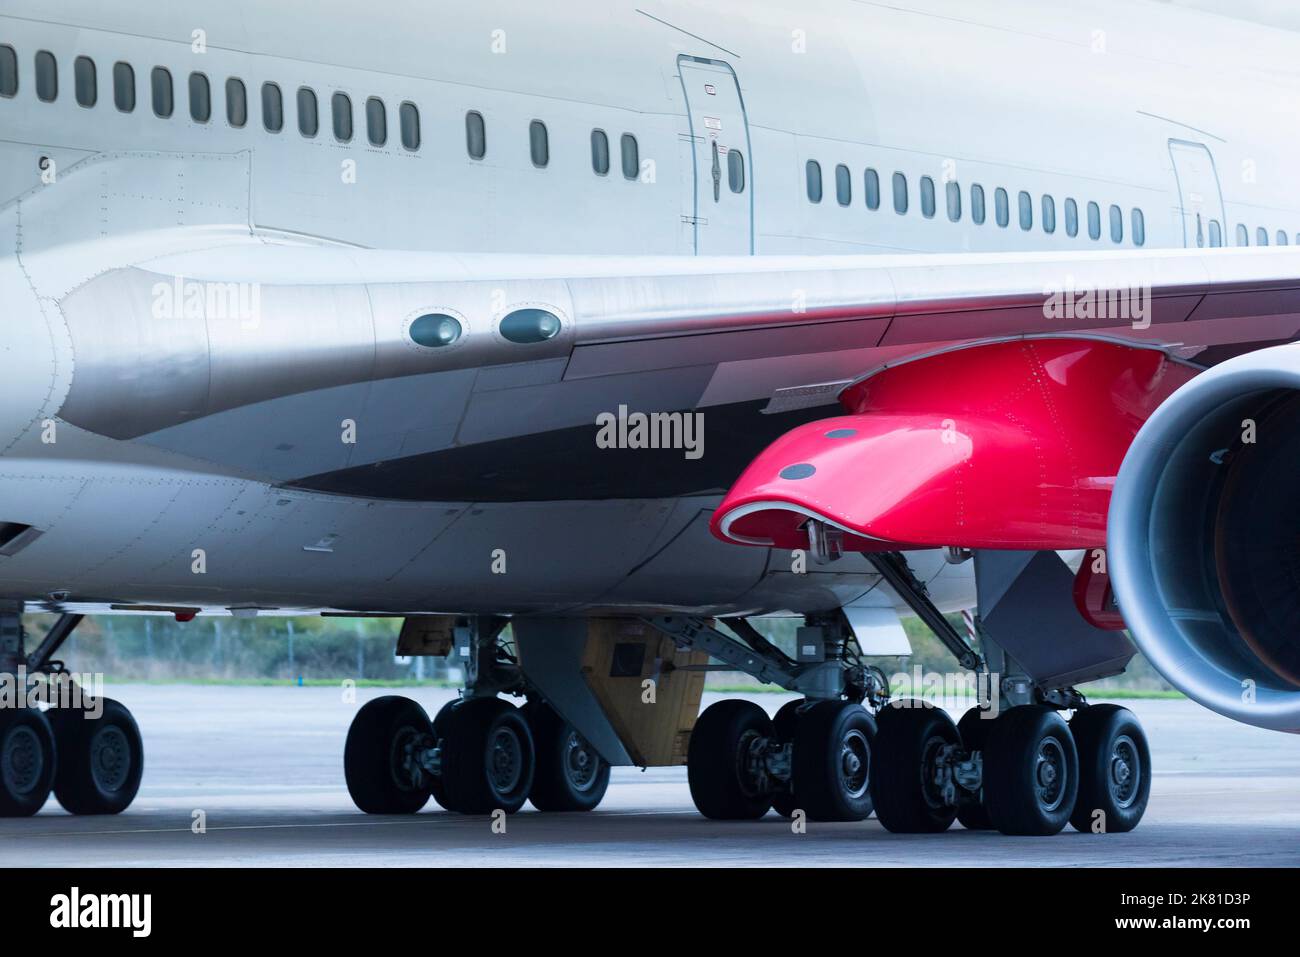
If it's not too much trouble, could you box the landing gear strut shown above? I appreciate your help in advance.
[0,603,143,817]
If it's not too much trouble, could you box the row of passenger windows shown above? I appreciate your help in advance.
[0,46,647,178]
[807,160,1148,246]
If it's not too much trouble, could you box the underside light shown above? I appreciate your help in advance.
[499,308,561,343]
[711,337,1198,552]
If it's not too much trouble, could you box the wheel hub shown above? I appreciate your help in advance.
[89,725,131,792]
[563,731,598,791]
[1108,734,1140,807]
[1033,738,1067,812]
[1,725,43,796]
[837,728,871,799]
[488,726,523,795]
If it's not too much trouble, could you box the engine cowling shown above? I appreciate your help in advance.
[1109,342,1300,732]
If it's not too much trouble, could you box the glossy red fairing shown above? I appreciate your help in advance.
[711,337,1197,552]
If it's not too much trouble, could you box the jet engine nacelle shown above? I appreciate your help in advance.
[1109,342,1300,732]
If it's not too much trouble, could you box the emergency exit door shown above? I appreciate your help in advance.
[1169,140,1227,248]
[678,56,753,254]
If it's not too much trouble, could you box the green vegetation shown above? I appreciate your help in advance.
[29,609,1178,697]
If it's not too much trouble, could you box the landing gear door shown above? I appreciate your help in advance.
[678,56,753,255]
[1169,140,1227,248]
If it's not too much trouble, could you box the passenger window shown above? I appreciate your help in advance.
[332,92,352,142]
[0,46,16,98]
[946,180,961,222]
[399,102,419,150]
[297,87,318,137]
[995,187,1009,227]
[36,51,57,102]
[1018,191,1032,231]
[367,97,387,147]
[1208,219,1222,247]
[836,164,851,206]
[189,72,210,123]
[261,82,283,132]
[1087,201,1101,240]
[151,66,173,118]
[1257,227,1269,246]
[528,119,548,167]
[864,168,880,210]
[1065,198,1078,237]
[466,111,486,159]
[620,133,638,180]
[806,160,822,203]
[1279,230,1289,246]
[591,129,609,175]
[920,176,936,218]
[1042,195,1056,234]
[1109,205,1123,243]
[971,184,985,224]
[113,62,134,112]
[893,172,908,214]
[1132,208,1146,247]
[728,149,744,193]
[1236,224,1249,246]
[74,56,96,107]
[226,78,247,128]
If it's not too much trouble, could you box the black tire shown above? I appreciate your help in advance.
[769,699,804,817]
[792,700,876,822]
[983,705,1079,836]
[955,706,994,831]
[344,696,434,814]
[687,699,773,820]
[871,701,959,833]
[440,697,535,814]
[1069,704,1151,833]
[0,708,56,816]
[49,698,143,815]
[428,698,462,811]
[525,702,610,812]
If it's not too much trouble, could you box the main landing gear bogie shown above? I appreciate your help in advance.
[344,694,610,816]
[684,696,1150,837]
[686,698,877,823]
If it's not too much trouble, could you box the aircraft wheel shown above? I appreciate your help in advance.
[768,699,803,817]
[439,697,535,815]
[50,698,143,815]
[525,702,610,812]
[791,700,876,822]
[0,707,56,817]
[983,705,1078,836]
[344,695,434,814]
[954,706,994,831]
[1069,704,1150,833]
[870,701,959,833]
[687,699,773,820]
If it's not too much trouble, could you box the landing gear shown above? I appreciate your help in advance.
[686,699,774,820]
[685,698,876,822]
[0,605,144,817]
[343,695,435,814]
[439,697,535,814]
[525,702,609,812]
[1069,704,1150,833]
[983,705,1079,836]
[791,700,875,821]
[49,698,144,815]
[954,707,993,830]
[0,708,57,817]
[871,702,959,833]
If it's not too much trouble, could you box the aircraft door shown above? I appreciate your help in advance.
[678,56,753,255]
[1169,140,1227,248]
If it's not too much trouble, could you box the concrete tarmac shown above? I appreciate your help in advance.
[2,686,1297,867]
